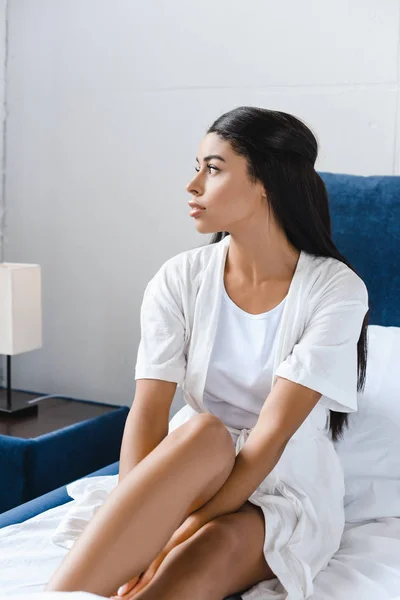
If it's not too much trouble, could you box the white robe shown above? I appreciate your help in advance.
[135,233,369,599]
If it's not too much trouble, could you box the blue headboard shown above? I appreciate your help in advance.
[319,173,400,327]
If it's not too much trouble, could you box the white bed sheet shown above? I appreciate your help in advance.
[0,476,400,600]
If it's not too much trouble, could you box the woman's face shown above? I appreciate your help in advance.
[185,133,267,235]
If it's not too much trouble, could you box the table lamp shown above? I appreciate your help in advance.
[0,263,42,417]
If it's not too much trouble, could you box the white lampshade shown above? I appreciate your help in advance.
[0,263,42,356]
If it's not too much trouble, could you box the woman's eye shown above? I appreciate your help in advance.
[194,164,219,173]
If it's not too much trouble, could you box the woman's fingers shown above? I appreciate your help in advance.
[117,576,140,596]
[115,573,149,600]
[122,552,167,597]
[108,574,141,599]
[109,550,165,600]
[123,565,157,596]
[110,515,204,600]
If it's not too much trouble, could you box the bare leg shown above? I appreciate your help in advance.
[45,414,236,597]
[129,503,273,600]
[125,520,236,600]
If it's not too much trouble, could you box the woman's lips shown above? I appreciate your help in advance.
[190,207,205,218]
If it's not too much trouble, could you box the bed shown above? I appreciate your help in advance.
[0,172,399,600]
[0,474,400,600]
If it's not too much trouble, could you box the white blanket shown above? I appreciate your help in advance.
[0,475,400,599]
[52,476,119,550]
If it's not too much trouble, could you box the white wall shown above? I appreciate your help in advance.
[2,0,400,413]
[0,0,6,259]
[0,0,7,388]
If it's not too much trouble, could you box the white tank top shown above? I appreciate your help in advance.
[203,280,287,444]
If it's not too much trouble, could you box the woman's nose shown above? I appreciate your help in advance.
[186,179,200,195]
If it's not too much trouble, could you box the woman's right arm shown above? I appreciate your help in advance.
[118,378,178,483]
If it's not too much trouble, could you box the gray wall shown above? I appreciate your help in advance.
[1,1,400,415]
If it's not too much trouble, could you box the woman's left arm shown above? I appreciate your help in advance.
[197,377,322,522]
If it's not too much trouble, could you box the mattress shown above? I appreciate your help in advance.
[0,476,399,599]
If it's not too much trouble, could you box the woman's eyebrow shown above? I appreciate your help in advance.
[196,154,226,163]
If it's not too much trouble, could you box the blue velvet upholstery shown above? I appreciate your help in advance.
[0,404,129,513]
[0,435,28,514]
[0,460,120,529]
[320,172,400,327]
[1,172,399,600]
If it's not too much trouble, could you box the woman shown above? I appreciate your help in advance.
[45,106,369,600]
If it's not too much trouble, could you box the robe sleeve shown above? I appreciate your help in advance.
[274,267,369,413]
[134,258,187,384]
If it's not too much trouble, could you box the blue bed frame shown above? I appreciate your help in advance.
[1,172,399,600]
[0,460,120,529]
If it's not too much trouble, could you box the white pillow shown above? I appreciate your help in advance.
[335,325,400,522]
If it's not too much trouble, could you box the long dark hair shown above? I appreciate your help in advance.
[205,106,369,442]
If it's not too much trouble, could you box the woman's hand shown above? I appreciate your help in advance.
[110,510,211,599]
[109,574,141,599]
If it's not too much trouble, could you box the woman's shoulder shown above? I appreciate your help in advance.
[147,240,222,298]
[304,252,368,307]
[158,240,222,279]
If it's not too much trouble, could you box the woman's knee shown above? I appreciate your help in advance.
[177,413,236,462]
